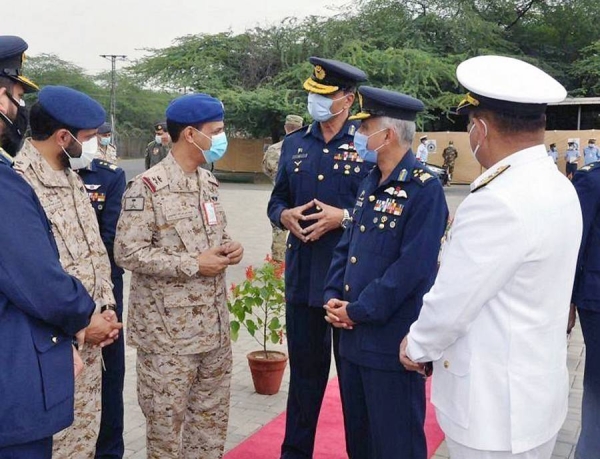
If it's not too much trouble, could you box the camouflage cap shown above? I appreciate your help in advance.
[285,115,303,126]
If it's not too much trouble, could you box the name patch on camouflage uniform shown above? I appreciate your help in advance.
[124,197,145,211]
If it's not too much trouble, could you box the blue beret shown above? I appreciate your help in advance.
[166,94,224,124]
[350,86,424,121]
[304,57,367,95]
[38,86,106,129]
[0,35,39,93]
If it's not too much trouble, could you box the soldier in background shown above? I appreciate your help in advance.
[442,140,458,186]
[262,114,303,262]
[144,121,170,169]
[547,142,558,164]
[96,122,118,163]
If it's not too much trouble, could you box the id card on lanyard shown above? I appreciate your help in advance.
[202,201,219,226]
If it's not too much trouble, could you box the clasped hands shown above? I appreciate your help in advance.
[323,299,355,329]
[281,199,343,242]
[197,241,244,277]
[399,336,428,376]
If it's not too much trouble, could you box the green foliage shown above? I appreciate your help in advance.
[227,257,286,357]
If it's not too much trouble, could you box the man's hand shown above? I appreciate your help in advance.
[280,201,316,242]
[85,311,123,347]
[198,247,230,277]
[303,199,344,242]
[568,303,577,335]
[400,336,425,374]
[324,299,355,329]
[222,241,244,265]
[73,345,84,379]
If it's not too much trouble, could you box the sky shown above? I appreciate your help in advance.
[5,0,349,74]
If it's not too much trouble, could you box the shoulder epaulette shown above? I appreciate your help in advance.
[412,167,436,186]
[140,167,168,193]
[95,160,120,172]
[203,169,220,187]
[12,157,30,173]
[146,141,156,148]
[579,161,600,172]
[287,124,310,138]
[471,165,511,193]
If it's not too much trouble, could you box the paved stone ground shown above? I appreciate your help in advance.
[117,177,584,458]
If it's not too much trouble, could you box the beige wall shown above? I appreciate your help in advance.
[215,131,600,183]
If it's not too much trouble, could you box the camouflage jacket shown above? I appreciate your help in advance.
[144,141,169,169]
[14,140,115,311]
[262,140,283,183]
[114,152,231,355]
[96,144,118,163]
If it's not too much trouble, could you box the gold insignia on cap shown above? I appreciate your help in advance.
[314,65,326,81]
[457,92,480,111]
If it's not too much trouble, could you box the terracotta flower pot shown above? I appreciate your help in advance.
[247,350,288,395]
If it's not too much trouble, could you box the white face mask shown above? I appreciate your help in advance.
[468,118,487,161]
[65,135,98,170]
[155,135,163,145]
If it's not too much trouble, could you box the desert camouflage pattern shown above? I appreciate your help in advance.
[137,346,232,459]
[97,143,118,163]
[14,139,115,458]
[262,140,288,262]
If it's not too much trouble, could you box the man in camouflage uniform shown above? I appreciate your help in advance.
[115,93,243,459]
[14,86,123,459]
[144,121,170,169]
[96,122,118,163]
[442,140,458,185]
[262,114,303,262]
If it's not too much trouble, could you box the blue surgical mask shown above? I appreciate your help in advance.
[307,93,346,122]
[99,136,111,146]
[353,129,387,163]
[192,128,228,163]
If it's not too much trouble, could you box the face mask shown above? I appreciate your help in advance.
[468,119,487,161]
[307,93,346,122]
[64,134,98,170]
[155,135,163,145]
[353,129,387,163]
[192,128,228,163]
[99,136,111,146]
[0,94,29,156]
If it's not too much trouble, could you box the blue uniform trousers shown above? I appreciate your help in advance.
[567,162,578,178]
[95,275,125,459]
[281,303,343,459]
[0,437,52,459]
[339,358,426,459]
[576,308,600,459]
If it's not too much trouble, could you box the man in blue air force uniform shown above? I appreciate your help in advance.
[267,57,370,459]
[0,35,95,459]
[323,86,448,459]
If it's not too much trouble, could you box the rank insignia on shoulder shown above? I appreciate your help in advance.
[471,165,511,193]
[124,197,145,211]
[397,169,409,182]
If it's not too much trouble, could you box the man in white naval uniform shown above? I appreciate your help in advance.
[400,55,582,459]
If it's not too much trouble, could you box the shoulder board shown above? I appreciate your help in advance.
[579,161,600,173]
[95,159,120,172]
[146,141,156,148]
[411,167,436,186]
[140,167,169,193]
[471,165,511,193]
[203,169,220,187]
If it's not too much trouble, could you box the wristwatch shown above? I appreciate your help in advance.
[101,304,116,313]
[340,209,353,229]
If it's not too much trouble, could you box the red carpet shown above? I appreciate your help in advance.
[224,377,445,459]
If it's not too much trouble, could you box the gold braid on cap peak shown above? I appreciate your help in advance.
[457,93,480,110]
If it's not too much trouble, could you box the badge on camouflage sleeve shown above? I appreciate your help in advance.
[124,197,145,211]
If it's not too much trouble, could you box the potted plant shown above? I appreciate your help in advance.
[228,255,288,395]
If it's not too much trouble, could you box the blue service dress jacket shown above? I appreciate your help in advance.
[572,161,600,312]
[0,154,95,448]
[77,159,126,281]
[267,120,372,307]
[324,151,449,370]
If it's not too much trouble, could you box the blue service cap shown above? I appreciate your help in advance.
[97,122,112,134]
[303,57,367,95]
[0,35,39,93]
[350,86,425,121]
[38,86,106,130]
[166,93,224,124]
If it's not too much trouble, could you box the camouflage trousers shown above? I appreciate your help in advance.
[271,225,288,263]
[137,344,233,459]
[53,346,102,459]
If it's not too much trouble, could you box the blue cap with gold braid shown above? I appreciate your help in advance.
[303,57,367,95]
[350,86,425,121]
[0,35,39,93]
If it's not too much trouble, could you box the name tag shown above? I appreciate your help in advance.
[165,206,195,221]
[203,202,218,226]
